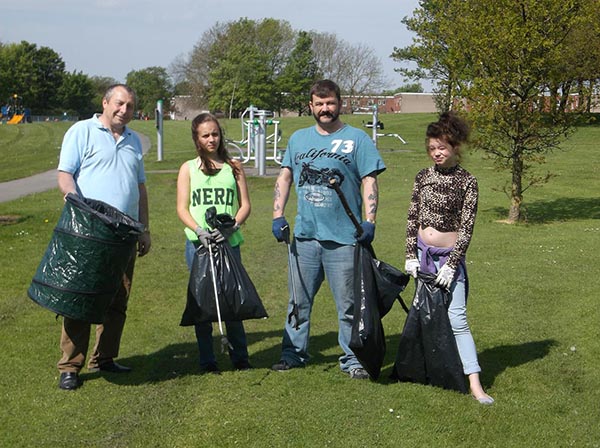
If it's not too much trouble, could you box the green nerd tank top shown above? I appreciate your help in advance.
[183,159,243,247]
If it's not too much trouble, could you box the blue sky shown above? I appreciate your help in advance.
[0,0,429,90]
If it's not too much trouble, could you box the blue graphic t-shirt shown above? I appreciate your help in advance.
[282,124,385,245]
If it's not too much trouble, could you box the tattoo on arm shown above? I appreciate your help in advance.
[273,181,281,212]
[367,181,378,216]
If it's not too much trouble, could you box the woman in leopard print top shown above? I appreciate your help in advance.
[404,112,494,405]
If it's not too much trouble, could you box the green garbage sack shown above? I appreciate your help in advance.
[28,193,144,323]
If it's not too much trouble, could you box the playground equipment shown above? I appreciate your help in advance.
[225,105,283,175]
[1,94,30,124]
[363,105,407,147]
[7,114,25,124]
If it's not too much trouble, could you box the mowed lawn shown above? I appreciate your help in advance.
[0,114,599,447]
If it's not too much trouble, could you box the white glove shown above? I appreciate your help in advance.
[405,259,420,278]
[195,226,214,249]
[435,264,456,290]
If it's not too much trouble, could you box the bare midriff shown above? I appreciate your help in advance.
[418,226,458,248]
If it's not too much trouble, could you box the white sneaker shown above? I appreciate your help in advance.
[349,367,370,379]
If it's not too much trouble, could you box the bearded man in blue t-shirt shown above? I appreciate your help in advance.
[271,79,386,380]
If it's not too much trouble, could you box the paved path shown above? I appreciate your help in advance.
[1,163,279,205]
[0,130,155,204]
[0,170,59,203]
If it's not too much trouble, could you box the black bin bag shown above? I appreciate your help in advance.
[391,272,468,393]
[350,243,410,380]
[28,193,144,324]
[180,242,268,325]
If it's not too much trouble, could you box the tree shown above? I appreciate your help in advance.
[126,67,173,117]
[394,0,599,223]
[180,22,228,108]
[184,18,294,117]
[311,32,387,97]
[382,83,424,94]
[0,41,65,113]
[89,75,119,110]
[391,0,469,112]
[277,31,319,115]
[207,18,294,116]
[180,21,386,116]
[57,71,95,118]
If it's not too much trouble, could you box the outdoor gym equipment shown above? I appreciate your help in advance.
[363,105,407,147]
[156,100,164,161]
[226,105,284,174]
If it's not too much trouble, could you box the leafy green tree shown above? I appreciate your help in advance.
[0,41,65,113]
[126,66,173,117]
[277,31,319,115]
[89,75,118,110]
[391,0,468,112]
[394,0,599,223]
[382,83,424,95]
[204,18,294,116]
[57,71,95,118]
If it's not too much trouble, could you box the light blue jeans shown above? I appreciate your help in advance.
[279,238,362,372]
[185,239,248,368]
[423,253,481,375]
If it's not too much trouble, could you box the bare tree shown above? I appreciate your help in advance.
[310,32,386,97]
[181,22,229,107]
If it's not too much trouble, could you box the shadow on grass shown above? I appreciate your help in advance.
[486,197,600,224]
[86,328,341,386]
[478,339,557,388]
[377,336,557,389]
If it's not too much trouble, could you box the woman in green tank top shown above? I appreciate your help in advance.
[176,113,252,374]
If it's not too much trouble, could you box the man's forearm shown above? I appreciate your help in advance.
[362,174,379,222]
[273,168,292,218]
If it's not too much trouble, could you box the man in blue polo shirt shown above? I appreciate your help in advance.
[56,84,151,390]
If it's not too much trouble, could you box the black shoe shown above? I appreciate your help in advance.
[271,360,293,371]
[199,363,221,375]
[89,361,132,373]
[59,372,82,390]
[233,360,253,371]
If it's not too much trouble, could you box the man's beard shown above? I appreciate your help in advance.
[313,110,339,125]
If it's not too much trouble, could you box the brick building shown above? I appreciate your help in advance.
[341,92,437,114]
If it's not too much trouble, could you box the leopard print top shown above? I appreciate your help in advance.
[405,164,478,269]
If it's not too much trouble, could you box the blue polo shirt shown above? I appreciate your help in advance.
[282,124,385,245]
[58,114,146,219]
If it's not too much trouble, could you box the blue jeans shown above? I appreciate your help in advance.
[279,238,362,372]
[185,239,248,368]
[421,252,481,375]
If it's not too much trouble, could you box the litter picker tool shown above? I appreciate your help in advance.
[328,177,409,313]
[281,224,300,330]
[328,177,410,379]
[205,208,233,353]
[328,178,371,254]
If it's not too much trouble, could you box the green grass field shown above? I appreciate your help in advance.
[1,115,599,447]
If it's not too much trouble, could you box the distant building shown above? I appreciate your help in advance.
[341,92,438,114]
[170,95,208,121]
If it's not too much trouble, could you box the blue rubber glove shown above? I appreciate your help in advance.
[356,221,375,245]
[272,216,289,242]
